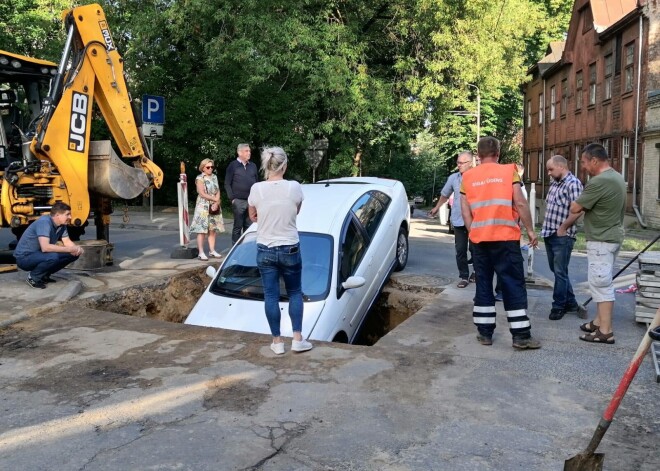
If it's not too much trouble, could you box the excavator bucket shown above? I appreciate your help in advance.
[88,140,150,200]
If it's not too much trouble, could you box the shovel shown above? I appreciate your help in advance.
[579,233,660,317]
[564,308,660,471]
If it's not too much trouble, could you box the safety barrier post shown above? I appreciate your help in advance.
[177,162,190,247]
[527,183,536,279]
[170,162,197,259]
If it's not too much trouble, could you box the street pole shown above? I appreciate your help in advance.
[149,137,154,222]
[468,83,480,148]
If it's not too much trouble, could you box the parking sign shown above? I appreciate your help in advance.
[142,95,165,137]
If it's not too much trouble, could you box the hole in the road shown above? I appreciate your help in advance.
[83,268,442,346]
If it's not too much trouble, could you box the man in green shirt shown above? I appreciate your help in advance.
[568,143,626,345]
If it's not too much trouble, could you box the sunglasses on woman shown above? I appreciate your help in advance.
[205,165,214,170]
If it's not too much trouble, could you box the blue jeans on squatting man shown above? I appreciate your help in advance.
[544,233,577,311]
[15,251,79,282]
[256,243,303,337]
[472,241,531,340]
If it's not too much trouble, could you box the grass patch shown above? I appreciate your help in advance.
[568,231,660,252]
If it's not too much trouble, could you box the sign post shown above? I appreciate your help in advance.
[142,95,165,222]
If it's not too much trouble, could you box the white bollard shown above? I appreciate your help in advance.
[527,183,536,279]
[177,162,190,247]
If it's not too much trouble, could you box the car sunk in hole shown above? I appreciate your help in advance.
[185,177,410,343]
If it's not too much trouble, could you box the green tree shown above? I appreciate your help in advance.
[0,0,72,59]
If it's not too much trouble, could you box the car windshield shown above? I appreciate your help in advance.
[209,232,333,302]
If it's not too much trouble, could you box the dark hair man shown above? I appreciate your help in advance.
[225,143,259,244]
[460,137,541,349]
[13,202,84,289]
[570,143,626,344]
[541,155,584,320]
[429,151,474,287]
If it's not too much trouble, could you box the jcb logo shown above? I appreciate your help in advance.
[98,21,116,51]
[68,92,88,153]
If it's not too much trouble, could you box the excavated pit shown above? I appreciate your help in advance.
[83,268,444,346]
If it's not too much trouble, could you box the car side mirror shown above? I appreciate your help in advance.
[205,266,217,278]
[342,276,365,290]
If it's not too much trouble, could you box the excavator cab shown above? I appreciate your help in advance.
[0,52,54,170]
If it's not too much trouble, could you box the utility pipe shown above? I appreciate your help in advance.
[542,79,546,199]
[632,14,647,227]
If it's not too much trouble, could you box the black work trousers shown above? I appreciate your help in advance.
[231,199,252,244]
[454,226,473,280]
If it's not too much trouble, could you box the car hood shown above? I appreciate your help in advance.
[185,294,326,340]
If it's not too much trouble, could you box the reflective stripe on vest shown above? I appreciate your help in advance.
[469,198,513,210]
[471,218,519,229]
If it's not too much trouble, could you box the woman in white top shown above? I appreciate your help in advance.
[248,147,312,355]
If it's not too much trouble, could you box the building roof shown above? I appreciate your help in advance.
[537,42,566,75]
[528,0,639,79]
[591,0,637,33]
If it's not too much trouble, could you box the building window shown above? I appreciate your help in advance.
[621,137,629,182]
[550,86,556,120]
[574,144,580,174]
[604,54,613,100]
[589,63,596,105]
[538,93,543,125]
[527,100,531,128]
[561,79,567,116]
[526,153,531,179]
[576,71,583,111]
[625,43,634,93]
[601,139,610,157]
[583,8,593,33]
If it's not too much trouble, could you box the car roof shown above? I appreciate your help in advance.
[296,178,400,235]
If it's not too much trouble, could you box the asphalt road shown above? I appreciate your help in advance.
[408,209,639,318]
[1,209,657,471]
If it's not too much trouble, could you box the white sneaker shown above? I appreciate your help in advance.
[270,341,285,355]
[209,250,221,258]
[291,339,313,352]
[198,253,208,261]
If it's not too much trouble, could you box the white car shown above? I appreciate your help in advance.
[185,177,410,343]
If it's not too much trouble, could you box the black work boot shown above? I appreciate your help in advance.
[549,308,565,321]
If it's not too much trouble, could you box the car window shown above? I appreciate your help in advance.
[339,219,367,281]
[351,191,391,240]
[209,232,333,302]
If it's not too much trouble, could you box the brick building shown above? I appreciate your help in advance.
[522,0,660,229]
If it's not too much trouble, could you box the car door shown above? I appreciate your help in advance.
[337,191,391,341]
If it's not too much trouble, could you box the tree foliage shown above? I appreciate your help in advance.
[2,0,573,203]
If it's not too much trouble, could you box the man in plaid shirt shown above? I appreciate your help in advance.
[541,155,584,320]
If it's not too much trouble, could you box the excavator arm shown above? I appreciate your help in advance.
[1,3,163,253]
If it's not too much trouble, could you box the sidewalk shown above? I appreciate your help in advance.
[0,207,217,326]
[0,213,658,470]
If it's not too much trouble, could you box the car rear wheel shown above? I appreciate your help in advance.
[394,226,408,271]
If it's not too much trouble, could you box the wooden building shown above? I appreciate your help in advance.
[522,0,660,229]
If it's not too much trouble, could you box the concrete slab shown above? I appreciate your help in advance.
[0,211,658,470]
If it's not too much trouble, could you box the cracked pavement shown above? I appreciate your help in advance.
[1,215,659,470]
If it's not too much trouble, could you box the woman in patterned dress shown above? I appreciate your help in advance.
[189,158,224,260]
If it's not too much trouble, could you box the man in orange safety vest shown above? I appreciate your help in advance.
[460,137,541,349]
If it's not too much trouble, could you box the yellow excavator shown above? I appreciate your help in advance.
[0,3,163,264]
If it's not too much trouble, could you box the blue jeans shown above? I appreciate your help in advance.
[256,243,303,337]
[472,241,531,339]
[544,233,577,310]
[16,251,78,282]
